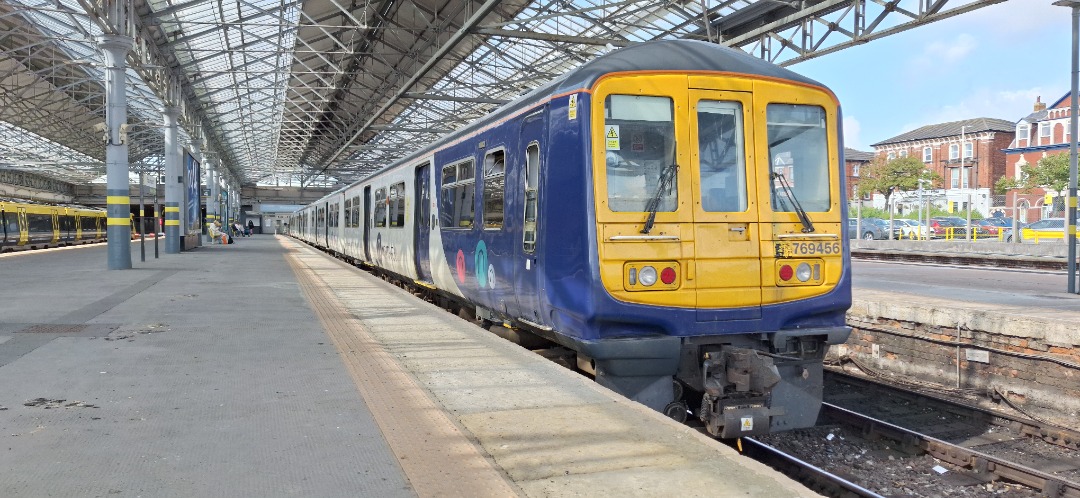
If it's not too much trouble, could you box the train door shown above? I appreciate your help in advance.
[17,208,27,245]
[363,186,371,261]
[322,202,329,247]
[513,111,546,324]
[414,163,433,282]
[687,88,762,319]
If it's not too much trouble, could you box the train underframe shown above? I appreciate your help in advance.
[321,246,851,437]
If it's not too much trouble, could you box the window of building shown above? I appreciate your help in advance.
[482,149,505,229]
[899,150,908,158]
[963,141,973,159]
[950,168,960,189]
[949,144,959,160]
[1017,123,1030,140]
[923,147,932,163]
[1040,122,1051,138]
[852,164,859,177]
[440,159,475,228]
[373,187,387,227]
[887,152,895,160]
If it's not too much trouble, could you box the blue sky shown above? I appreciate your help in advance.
[790,0,1073,151]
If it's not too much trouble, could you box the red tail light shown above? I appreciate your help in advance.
[660,267,676,284]
[779,264,793,281]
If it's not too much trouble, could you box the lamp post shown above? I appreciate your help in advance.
[959,125,972,240]
[1054,0,1080,293]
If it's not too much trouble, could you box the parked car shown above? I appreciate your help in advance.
[848,217,889,240]
[928,217,967,238]
[894,219,929,239]
[974,217,1013,236]
[1006,218,1066,243]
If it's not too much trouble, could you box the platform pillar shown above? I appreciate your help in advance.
[98,34,133,270]
[163,106,181,254]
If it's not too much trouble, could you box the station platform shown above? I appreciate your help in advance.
[0,235,812,497]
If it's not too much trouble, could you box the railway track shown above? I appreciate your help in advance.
[752,371,1080,497]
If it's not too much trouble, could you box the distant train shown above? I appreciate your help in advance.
[290,40,852,437]
[0,198,107,252]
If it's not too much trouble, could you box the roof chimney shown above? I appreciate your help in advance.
[1034,96,1046,112]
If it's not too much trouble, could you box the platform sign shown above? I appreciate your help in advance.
[185,151,201,234]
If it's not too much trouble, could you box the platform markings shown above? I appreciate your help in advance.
[284,239,520,498]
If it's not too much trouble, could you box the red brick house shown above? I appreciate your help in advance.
[870,118,1014,215]
[844,148,874,203]
[1003,93,1076,223]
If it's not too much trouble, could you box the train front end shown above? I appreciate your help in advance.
[588,68,851,437]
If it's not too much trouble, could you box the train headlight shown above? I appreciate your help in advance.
[795,263,812,282]
[639,266,658,286]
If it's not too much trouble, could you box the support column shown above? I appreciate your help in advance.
[211,157,221,228]
[98,34,133,270]
[163,106,181,254]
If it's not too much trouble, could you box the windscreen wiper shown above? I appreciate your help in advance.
[771,171,815,233]
[641,143,678,234]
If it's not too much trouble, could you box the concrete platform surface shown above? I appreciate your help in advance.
[0,236,816,497]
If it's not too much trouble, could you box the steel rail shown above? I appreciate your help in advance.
[740,436,885,498]
[822,402,1080,497]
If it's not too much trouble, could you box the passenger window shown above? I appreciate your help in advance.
[344,199,353,227]
[440,160,475,229]
[767,104,830,212]
[696,101,747,212]
[351,196,360,227]
[482,150,505,229]
[374,188,387,227]
[603,95,677,212]
[389,182,406,228]
[523,143,540,253]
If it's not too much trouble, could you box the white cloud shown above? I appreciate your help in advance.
[843,116,864,150]
[924,33,977,63]
[963,1,1066,37]
[917,86,1049,125]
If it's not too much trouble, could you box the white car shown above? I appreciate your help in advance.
[894,219,929,239]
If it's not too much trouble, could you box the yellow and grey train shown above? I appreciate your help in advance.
[290,40,852,437]
[0,198,108,252]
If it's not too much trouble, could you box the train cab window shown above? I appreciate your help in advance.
[696,101,747,212]
[766,104,831,212]
[440,160,475,229]
[374,188,387,228]
[482,150,505,229]
[389,182,406,228]
[603,95,677,212]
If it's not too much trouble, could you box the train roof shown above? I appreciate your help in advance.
[353,40,827,184]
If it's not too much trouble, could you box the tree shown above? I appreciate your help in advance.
[1016,153,1070,195]
[855,156,940,213]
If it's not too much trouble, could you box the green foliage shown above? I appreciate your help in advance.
[1018,153,1071,194]
[854,156,942,214]
[994,176,1020,195]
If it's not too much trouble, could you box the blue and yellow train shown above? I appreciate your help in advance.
[0,198,108,252]
[290,40,851,437]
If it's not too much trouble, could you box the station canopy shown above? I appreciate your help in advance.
[0,0,999,189]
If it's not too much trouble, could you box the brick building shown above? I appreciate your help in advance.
[871,118,1014,215]
[1003,93,1076,223]
[843,147,874,203]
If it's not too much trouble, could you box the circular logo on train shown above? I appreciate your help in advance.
[455,249,466,284]
[474,240,488,289]
[487,264,496,289]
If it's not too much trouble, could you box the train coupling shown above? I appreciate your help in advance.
[699,348,781,438]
